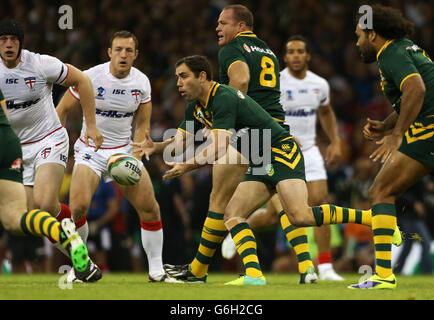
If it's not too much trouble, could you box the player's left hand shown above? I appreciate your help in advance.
[325,141,342,165]
[85,125,104,152]
[163,162,188,180]
[370,134,402,163]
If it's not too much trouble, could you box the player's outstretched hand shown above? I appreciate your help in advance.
[162,162,187,180]
[369,134,402,163]
[363,117,387,141]
[131,131,154,161]
[85,125,104,152]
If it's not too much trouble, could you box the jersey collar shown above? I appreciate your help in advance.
[376,39,394,61]
[234,31,256,39]
[201,81,220,109]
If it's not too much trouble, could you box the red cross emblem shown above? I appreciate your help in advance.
[131,89,140,102]
[24,77,36,89]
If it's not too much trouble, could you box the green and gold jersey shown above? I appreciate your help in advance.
[178,82,289,149]
[377,38,434,119]
[0,89,9,126]
[218,31,285,123]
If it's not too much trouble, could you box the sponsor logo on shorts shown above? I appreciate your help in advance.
[41,147,52,159]
[281,144,291,152]
[9,158,23,171]
[83,153,92,160]
[266,164,274,176]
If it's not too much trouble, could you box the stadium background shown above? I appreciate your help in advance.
[0,0,433,276]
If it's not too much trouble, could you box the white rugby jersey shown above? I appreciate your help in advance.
[0,49,68,144]
[280,68,330,150]
[69,62,151,148]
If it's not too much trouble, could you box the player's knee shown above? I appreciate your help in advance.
[1,215,21,234]
[285,209,307,227]
[33,199,58,217]
[368,183,394,203]
[209,189,232,212]
[136,199,160,221]
[70,202,89,221]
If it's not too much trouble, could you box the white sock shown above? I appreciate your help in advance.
[318,262,333,274]
[140,227,164,279]
[77,222,89,243]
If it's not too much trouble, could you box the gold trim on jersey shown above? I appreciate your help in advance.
[272,117,285,123]
[178,128,194,135]
[279,136,293,142]
[405,122,434,144]
[399,73,421,91]
[211,128,233,135]
[376,40,394,61]
[227,60,245,74]
[203,82,220,109]
[234,31,257,38]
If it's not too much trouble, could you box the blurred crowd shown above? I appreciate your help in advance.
[0,0,433,276]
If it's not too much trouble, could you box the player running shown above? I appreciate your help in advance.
[221,35,344,281]
[0,88,91,279]
[163,4,317,284]
[346,4,433,289]
[0,18,102,280]
[57,31,181,283]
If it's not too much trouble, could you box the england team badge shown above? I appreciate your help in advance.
[24,76,36,91]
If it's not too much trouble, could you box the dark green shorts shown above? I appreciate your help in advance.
[0,125,23,183]
[399,117,434,167]
[243,136,306,190]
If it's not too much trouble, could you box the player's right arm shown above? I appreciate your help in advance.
[219,45,250,94]
[227,60,250,94]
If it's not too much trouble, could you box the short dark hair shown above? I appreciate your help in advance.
[286,35,311,54]
[0,19,24,55]
[359,4,414,39]
[223,4,254,29]
[109,30,139,50]
[175,55,212,81]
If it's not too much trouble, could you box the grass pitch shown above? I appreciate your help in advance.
[0,272,433,300]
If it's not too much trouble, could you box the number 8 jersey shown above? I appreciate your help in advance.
[218,31,285,123]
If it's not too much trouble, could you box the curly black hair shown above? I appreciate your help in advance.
[358,4,415,39]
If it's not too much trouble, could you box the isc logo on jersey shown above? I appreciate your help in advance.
[107,153,142,186]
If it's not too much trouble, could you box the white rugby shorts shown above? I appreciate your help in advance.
[302,145,327,182]
[73,138,134,183]
[21,127,69,186]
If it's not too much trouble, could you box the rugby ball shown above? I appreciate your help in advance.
[107,153,142,186]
